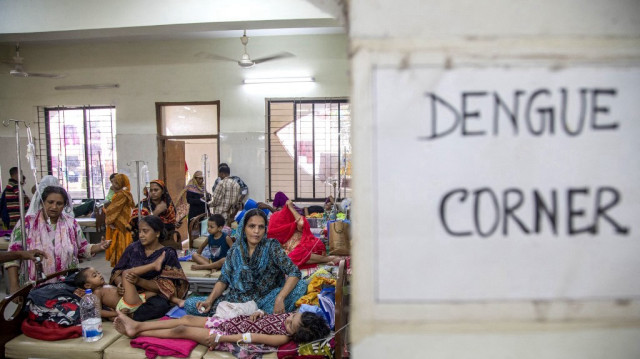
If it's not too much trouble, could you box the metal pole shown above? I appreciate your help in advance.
[202,154,209,216]
[14,122,27,253]
[136,161,141,223]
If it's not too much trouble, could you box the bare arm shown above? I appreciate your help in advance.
[273,276,299,314]
[286,200,304,231]
[196,240,207,255]
[152,201,168,216]
[0,249,48,264]
[196,281,228,313]
[215,333,290,347]
[257,202,276,213]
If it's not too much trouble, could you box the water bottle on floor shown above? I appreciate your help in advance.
[80,289,103,342]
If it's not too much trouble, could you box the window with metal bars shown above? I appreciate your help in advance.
[36,106,116,200]
[267,99,351,202]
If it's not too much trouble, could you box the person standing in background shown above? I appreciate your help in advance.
[210,165,241,224]
[0,167,30,230]
[212,163,248,206]
[175,170,209,227]
[105,174,135,267]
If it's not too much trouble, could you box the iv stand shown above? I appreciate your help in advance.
[3,119,28,263]
[127,160,147,223]
[202,154,210,216]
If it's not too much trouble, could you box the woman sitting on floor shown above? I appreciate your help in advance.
[268,200,339,270]
[183,208,308,316]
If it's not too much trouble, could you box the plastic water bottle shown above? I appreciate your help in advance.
[80,289,103,342]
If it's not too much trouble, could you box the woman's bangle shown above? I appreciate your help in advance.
[214,333,222,344]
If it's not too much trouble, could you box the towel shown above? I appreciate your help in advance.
[131,336,198,359]
[130,317,198,359]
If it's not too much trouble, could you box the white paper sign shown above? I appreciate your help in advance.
[374,67,640,302]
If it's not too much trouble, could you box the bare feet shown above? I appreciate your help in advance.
[153,252,166,271]
[191,264,206,271]
[114,311,139,338]
[170,296,186,308]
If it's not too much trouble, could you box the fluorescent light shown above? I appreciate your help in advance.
[55,84,119,90]
[243,77,315,84]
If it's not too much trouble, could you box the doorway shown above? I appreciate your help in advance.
[156,101,220,244]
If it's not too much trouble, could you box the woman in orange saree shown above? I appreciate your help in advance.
[105,173,135,267]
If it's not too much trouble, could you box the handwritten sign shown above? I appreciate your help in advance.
[374,67,640,302]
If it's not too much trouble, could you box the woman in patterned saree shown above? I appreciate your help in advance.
[5,185,110,294]
[130,179,177,241]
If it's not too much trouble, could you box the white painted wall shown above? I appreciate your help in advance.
[0,34,349,201]
[349,0,640,357]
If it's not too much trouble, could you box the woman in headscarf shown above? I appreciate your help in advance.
[104,173,135,267]
[4,184,110,293]
[268,199,338,270]
[183,209,307,316]
[175,170,208,227]
[130,179,176,241]
[29,175,74,218]
[258,191,304,215]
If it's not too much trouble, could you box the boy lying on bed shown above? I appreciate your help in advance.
[74,252,181,319]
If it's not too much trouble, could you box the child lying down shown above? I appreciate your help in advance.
[113,307,330,349]
[74,252,181,319]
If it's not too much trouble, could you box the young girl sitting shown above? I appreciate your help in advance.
[74,252,180,318]
[190,214,233,271]
[113,308,330,349]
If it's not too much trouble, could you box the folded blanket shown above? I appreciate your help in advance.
[131,336,198,359]
[21,318,82,340]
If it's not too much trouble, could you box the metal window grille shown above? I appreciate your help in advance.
[267,98,351,202]
[36,105,116,200]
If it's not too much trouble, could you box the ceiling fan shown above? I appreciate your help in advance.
[196,30,294,69]
[2,43,65,78]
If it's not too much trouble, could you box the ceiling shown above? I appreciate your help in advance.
[0,0,345,45]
